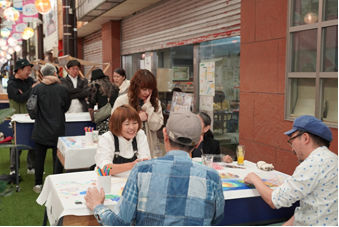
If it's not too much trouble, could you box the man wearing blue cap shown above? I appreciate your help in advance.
[244,115,337,226]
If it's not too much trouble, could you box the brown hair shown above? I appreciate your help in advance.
[128,69,159,112]
[109,105,142,136]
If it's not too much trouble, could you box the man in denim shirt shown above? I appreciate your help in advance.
[85,112,225,225]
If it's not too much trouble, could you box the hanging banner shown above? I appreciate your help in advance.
[43,0,58,51]
[22,0,39,23]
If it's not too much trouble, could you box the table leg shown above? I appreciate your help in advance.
[43,208,48,226]
[14,147,20,192]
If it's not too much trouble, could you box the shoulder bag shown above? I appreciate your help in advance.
[94,102,112,123]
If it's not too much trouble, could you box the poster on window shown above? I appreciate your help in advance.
[200,95,214,112]
[173,67,189,81]
[170,91,193,112]
[199,61,215,96]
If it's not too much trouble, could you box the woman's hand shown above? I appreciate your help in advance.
[84,187,105,211]
[139,111,148,121]
[223,155,233,163]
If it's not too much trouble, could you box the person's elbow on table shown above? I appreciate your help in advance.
[85,187,105,211]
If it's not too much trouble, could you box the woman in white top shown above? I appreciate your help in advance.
[95,105,151,175]
[112,69,164,158]
[112,68,130,96]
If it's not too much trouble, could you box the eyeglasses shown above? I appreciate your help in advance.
[287,131,305,145]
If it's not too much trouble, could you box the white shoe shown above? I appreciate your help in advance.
[9,170,16,175]
[27,168,35,174]
[33,185,42,193]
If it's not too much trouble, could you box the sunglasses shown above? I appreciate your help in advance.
[287,131,305,145]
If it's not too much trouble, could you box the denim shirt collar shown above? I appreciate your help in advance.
[165,150,191,160]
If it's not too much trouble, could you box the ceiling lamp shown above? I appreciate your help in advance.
[8,37,17,47]
[14,45,21,52]
[22,27,34,40]
[4,7,20,22]
[6,54,11,60]
[35,0,51,14]
[0,28,11,38]
[0,0,11,9]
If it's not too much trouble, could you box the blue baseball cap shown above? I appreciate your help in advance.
[284,115,332,142]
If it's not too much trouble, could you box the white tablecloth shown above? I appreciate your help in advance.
[57,136,97,169]
[11,112,92,123]
[36,161,289,225]
[36,171,129,225]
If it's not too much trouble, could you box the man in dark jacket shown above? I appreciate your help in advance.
[7,58,38,175]
[31,63,71,193]
[60,60,89,112]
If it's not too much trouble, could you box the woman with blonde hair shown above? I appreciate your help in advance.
[95,105,151,175]
[112,69,164,158]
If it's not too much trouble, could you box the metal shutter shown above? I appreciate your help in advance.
[121,0,240,55]
[83,30,103,76]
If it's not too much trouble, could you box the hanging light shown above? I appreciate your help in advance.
[0,28,10,38]
[8,37,17,47]
[4,7,20,22]
[304,12,318,24]
[35,0,51,14]
[6,54,11,60]
[14,45,21,52]
[22,27,34,40]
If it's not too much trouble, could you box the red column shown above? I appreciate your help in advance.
[102,21,121,77]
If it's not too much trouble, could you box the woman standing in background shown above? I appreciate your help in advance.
[88,69,119,135]
[112,69,164,158]
[112,68,130,96]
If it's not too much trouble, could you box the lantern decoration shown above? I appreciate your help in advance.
[1,45,8,51]
[0,39,6,47]
[8,37,17,47]
[6,54,11,60]
[0,0,11,9]
[4,7,20,22]
[14,45,22,52]
[8,47,14,54]
[35,0,51,14]
[22,27,34,40]
[0,28,11,38]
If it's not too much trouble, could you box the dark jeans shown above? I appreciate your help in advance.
[34,143,63,185]
[10,148,35,171]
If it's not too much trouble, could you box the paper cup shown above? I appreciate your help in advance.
[92,130,99,143]
[85,132,93,145]
[97,176,111,194]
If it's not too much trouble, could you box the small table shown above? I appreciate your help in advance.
[57,136,97,170]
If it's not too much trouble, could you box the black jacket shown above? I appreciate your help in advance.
[60,75,89,112]
[31,77,71,146]
[7,75,35,103]
[192,130,221,158]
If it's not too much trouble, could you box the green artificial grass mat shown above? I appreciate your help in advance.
[0,148,54,226]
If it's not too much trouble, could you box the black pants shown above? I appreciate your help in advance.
[34,143,63,185]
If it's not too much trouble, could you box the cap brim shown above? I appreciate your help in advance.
[284,128,297,136]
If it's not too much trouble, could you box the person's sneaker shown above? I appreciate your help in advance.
[9,170,16,175]
[27,168,35,175]
[33,185,42,193]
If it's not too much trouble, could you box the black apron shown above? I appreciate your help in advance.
[112,134,138,164]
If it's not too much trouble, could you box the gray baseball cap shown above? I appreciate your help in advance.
[166,112,202,146]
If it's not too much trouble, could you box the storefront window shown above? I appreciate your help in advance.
[321,78,337,123]
[199,36,240,149]
[289,78,316,116]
